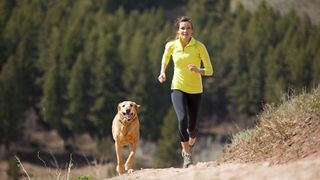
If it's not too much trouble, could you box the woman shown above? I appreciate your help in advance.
[158,16,213,168]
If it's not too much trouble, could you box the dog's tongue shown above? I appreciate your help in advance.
[124,113,131,120]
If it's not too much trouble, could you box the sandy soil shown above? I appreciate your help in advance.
[105,156,320,180]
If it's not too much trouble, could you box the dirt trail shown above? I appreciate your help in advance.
[106,156,320,180]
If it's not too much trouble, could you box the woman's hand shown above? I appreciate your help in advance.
[158,72,166,83]
[188,64,202,74]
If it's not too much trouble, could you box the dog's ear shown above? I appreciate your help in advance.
[135,103,141,111]
[118,102,123,112]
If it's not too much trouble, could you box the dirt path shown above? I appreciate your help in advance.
[105,157,320,180]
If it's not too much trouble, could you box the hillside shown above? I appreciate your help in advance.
[231,0,320,24]
[106,87,320,179]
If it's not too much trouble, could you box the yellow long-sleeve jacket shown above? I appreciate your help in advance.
[161,37,213,94]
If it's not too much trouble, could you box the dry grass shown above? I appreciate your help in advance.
[221,86,320,165]
[0,159,116,180]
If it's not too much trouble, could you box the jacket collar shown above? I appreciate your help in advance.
[175,37,196,50]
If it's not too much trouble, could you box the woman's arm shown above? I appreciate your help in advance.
[187,42,213,76]
[158,41,173,83]
[187,64,205,75]
[158,63,167,83]
[198,42,213,76]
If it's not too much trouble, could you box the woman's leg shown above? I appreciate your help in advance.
[186,93,202,146]
[181,141,190,154]
[171,90,190,154]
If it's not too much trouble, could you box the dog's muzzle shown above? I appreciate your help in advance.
[122,109,133,120]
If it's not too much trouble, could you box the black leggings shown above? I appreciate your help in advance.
[171,90,202,142]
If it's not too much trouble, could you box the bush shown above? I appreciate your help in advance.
[7,155,22,180]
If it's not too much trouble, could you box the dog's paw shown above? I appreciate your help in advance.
[125,162,132,171]
[127,169,134,174]
[116,165,125,175]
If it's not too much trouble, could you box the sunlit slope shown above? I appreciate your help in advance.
[231,0,320,24]
[221,86,320,164]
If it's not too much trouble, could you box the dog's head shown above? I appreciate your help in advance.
[118,101,140,121]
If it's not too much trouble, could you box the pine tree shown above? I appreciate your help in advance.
[88,13,123,137]
[0,56,28,149]
[225,15,251,115]
[39,25,69,136]
[0,0,15,66]
[65,54,92,134]
[40,62,68,135]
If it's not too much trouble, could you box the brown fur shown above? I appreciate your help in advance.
[112,101,140,175]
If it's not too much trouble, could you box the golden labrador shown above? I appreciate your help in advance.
[112,101,140,175]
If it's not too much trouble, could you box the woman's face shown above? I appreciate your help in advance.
[177,21,193,41]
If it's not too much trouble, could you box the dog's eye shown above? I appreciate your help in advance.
[122,104,125,107]
[122,112,126,115]
[130,103,133,107]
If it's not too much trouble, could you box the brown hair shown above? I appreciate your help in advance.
[174,16,193,39]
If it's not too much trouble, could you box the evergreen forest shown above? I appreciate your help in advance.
[0,0,319,163]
